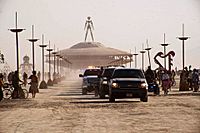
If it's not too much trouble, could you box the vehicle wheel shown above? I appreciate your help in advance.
[82,88,87,95]
[94,87,99,97]
[3,89,12,99]
[109,94,115,102]
[140,95,148,102]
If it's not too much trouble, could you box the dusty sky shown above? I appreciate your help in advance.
[0,0,200,71]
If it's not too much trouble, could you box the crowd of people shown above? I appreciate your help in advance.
[0,66,199,101]
[144,66,199,95]
[180,66,199,92]
[0,70,40,101]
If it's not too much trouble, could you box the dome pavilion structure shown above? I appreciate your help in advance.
[54,41,132,69]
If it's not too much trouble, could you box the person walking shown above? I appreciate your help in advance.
[29,71,39,98]
[161,70,170,95]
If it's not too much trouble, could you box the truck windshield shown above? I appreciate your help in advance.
[84,69,100,76]
[112,69,144,78]
[102,68,115,78]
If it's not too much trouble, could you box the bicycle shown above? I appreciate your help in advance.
[3,83,29,99]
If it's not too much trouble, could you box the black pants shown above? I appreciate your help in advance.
[0,87,3,101]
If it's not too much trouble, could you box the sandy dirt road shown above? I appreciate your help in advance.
[0,79,199,133]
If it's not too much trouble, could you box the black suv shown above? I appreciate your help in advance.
[109,68,148,102]
[99,68,115,98]
[79,68,101,95]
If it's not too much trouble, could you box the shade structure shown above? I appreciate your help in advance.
[48,42,132,69]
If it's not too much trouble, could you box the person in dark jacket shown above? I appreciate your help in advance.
[192,69,199,92]
[145,66,155,84]
[12,71,23,99]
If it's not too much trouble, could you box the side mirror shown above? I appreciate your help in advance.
[79,74,83,77]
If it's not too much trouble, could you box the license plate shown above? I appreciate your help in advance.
[126,93,133,97]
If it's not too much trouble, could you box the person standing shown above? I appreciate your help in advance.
[29,71,39,98]
[145,66,155,84]
[12,71,24,99]
[8,71,14,84]
[161,70,170,95]
[188,66,193,90]
[0,73,4,101]
[23,72,28,87]
[192,69,199,92]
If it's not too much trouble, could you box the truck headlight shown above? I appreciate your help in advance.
[102,81,108,84]
[112,82,119,88]
[140,83,147,89]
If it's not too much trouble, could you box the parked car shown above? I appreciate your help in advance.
[108,68,148,102]
[99,67,115,98]
[79,68,101,95]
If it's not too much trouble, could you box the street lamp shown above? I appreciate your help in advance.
[161,33,169,69]
[39,34,47,89]
[58,55,63,80]
[133,47,138,68]
[140,44,146,70]
[46,41,53,86]
[177,24,190,70]
[55,53,60,82]
[52,47,57,84]
[129,49,132,68]
[9,12,25,77]
[28,25,39,72]
[145,39,152,67]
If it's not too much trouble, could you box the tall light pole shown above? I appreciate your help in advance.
[28,25,39,72]
[56,48,60,74]
[140,44,146,70]
[56,53,60,81]
[59,55,63,79]
[161,33,169,69]
[145,39,152,67]
[177,24,189,70]
[133,47,138,68]
[46,41,53,86]
[39,34,47,89]
[52,45,57,84]
[9,12,25,77]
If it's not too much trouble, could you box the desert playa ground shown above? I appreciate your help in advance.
[0,79,199,133]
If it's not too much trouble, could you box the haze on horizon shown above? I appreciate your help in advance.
[0,0,200,71]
